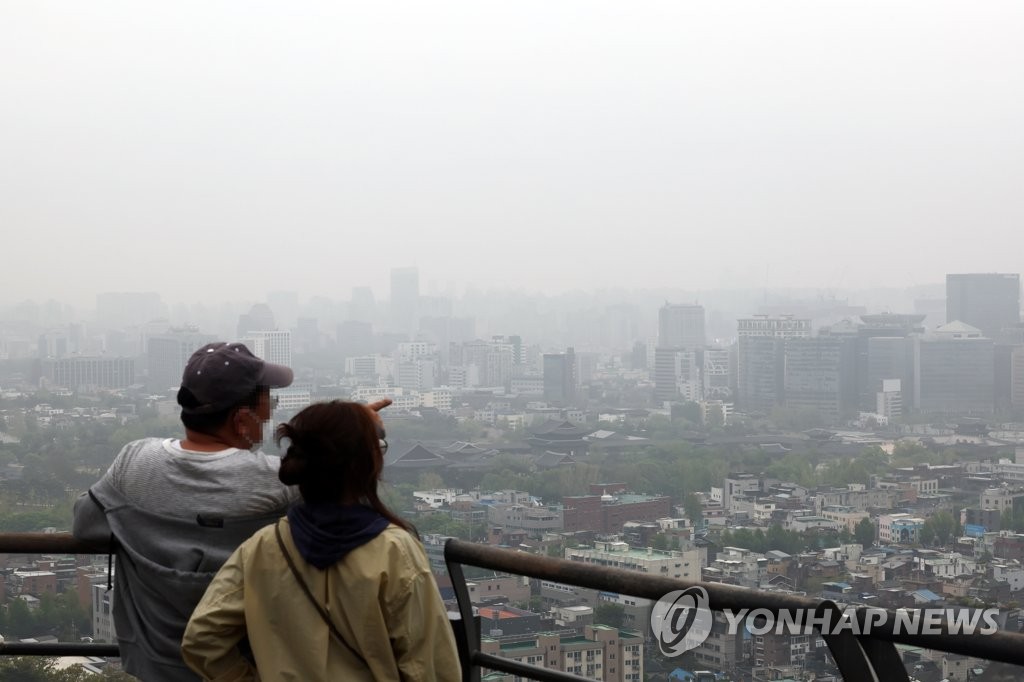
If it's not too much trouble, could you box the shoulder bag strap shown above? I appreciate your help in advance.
[274,521,368,666]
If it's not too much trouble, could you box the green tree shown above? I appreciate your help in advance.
[766,453,816,487]
[1001,507,1014,531]
[890,441,933,466]
[595,603,626,629]
[7,596,35,638]
[930,510,956,546]
[683,493,703,525]
[416,472,445,491]
[918,520,936,546]
[854,517,875,548]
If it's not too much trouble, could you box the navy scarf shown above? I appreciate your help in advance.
[287,501,390,569]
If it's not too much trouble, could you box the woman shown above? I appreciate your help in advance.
[182,401,461,681]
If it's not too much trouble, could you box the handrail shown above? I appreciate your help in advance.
[444,539,1024,682]
[0,532,111,555]
[0,532,475,668]
[5,532,1024,681]
[0,533,116,659]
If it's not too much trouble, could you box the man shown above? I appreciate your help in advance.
[72,341,389,681]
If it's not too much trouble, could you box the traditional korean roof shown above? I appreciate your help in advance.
[384,443,449,469]
[528,419,594,438]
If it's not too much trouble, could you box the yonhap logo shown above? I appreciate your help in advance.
[650,586,713,657]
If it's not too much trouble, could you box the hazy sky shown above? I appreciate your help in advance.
[3,1,1023,307]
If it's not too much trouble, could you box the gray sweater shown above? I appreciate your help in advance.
[73,475,288,681]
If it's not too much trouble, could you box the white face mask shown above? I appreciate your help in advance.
[237,409,269,452]
[244,420,273,453]
[239,419,272,450]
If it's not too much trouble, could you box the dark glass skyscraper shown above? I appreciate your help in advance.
[946,273,1020,340]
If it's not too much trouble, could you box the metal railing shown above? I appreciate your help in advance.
[0,533,119,658]
[444,538,1024,682]
[4,532,1024,682]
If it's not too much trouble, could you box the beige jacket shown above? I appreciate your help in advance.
[182,519,461,681]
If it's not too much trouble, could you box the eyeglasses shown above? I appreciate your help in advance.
[379,438,389,454]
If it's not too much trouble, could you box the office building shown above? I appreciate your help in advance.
[856,314,924,412]
[658,303,705,350]
[43,356,136,391]
[737,316,810,413]
[146,329,216,392]
[702,348,732,401]
[877,379,903,420]
[783,336,853,421]
[1010,347,1024,412]
[244,330,292,368]
[914,322,994,415]
[543,348,577,405]
[654,347,700,403]
[236,303,276,338]
[947,273,1020,341]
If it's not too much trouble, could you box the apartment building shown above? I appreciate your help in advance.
[480,625,643,682]
[565,540,701,582]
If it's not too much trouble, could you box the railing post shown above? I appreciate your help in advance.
[445,540,482,682]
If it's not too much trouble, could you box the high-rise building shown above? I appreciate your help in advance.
[485,336,523,387]
[146,329,216,392]
[245,330,292,368]
[236,304,276,338]
[864,336,915,417]
[784,336,854,421]
[43,356,136,391]
[653,348,700,403]
[543,348,577,405]
[946,273,1020,340]
[736,316,811,412]
[654,305,706,403]
[1010,347,1024,413]
[658,303,705,349]
[38,331,71,359]
[702,348,732,400]
[914,322,994,415]
[390,267,420,336]
[877,379,903,420]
